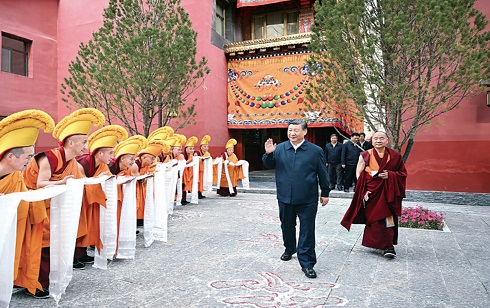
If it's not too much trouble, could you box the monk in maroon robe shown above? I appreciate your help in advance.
[341,131,407,258]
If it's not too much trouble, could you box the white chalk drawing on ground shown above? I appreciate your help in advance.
[210,271,348,307]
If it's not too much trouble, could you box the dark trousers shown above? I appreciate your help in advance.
[74,246,87,260]
[217,186,237,197]
[39,247,50,288]
[327,163,343,187]
[343,164,357,189]
[278,201,318,269]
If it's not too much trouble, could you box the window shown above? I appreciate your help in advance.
[1,33,30,76]
[216,2,226,38]
[266,13,284,38]
[253,11,298,39]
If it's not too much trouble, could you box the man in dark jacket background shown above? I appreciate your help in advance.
[342,133,361,192]
[358,132,373,151]
[263,119,330,279]
[325,134,344,191]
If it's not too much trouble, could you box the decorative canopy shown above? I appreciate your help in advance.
[237,0,291,8]
[227,52,362,133]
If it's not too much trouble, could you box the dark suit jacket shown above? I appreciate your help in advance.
[341,141,362,165]
[262,140,330,204]
[358,141,373,151]
[324,142,343,165]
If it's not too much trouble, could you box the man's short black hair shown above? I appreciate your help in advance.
[359,132,366,137]
[288,119,307,130]
[330,133,337,138]
[351,132,360,137]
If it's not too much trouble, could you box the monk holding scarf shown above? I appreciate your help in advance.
[22,108,105,298]
[166,134,186,161]
[341,131,407,258]
[135,139,167,224]
[109,135,147,234]
[0,110,54,300]
[196,135,212,199]
[75,125,128,265]
[181,136,198,205]
[147,126,174,163]
[165,135,186,204]
[217,138,245,197]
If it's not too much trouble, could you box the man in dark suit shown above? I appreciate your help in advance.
[325,133,343,191]
[358,132,373,151]
[342,133,361,192]
[262,119,330,279]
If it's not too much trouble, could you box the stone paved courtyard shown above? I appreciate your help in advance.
[9,192,490,307]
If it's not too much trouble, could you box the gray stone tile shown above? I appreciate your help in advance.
[8,192,490,307]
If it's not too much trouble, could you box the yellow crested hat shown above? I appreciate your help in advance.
[166,134,186,147]
[148,126,174,142]
[162,126,174,136]
[139,139,168,157]
[226,138,237,149]
[53,108,105,142]
[200,135,211,145]
[0,110,55,156]
[88,125,128,153]
[113,135,147,159]
[185,136,198,147]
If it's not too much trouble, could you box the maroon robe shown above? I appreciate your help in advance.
[341,147,407,249]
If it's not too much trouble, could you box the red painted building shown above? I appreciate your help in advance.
[1,0,489,192]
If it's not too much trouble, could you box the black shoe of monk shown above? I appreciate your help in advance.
[78,255,94,264]
[383,249,396,259]
[25,288,49,299]
[73,259,86,269]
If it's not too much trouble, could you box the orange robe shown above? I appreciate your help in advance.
[19,147,83,292]
[0,172,29,281]
[76,154,108,250]
[219,153,245,188]
[136,164,155,219]
[197,150,210,192]
[182,164,194,192]
[114,168,133,250]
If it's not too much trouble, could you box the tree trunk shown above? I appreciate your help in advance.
[402,138,414,163]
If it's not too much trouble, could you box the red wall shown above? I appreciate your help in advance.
[404,1,490,192]
[0,0,59,154]
[55,0,230,158]
[1,0,489,192]
[405,94,490,193]
[170,0,230,157]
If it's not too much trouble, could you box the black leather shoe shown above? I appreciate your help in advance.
[383,249,396,259]
[280,253,292,261]
[302,267,317,278]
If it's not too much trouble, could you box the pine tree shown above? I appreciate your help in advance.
[308,0,490,161]
[61,0,210,136]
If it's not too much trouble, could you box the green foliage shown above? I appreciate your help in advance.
[61,0,210,137]
[308,0,490,161]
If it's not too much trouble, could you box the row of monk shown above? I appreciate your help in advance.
[0,108,249,306]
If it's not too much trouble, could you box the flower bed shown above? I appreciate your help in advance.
[399,205,445,231]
